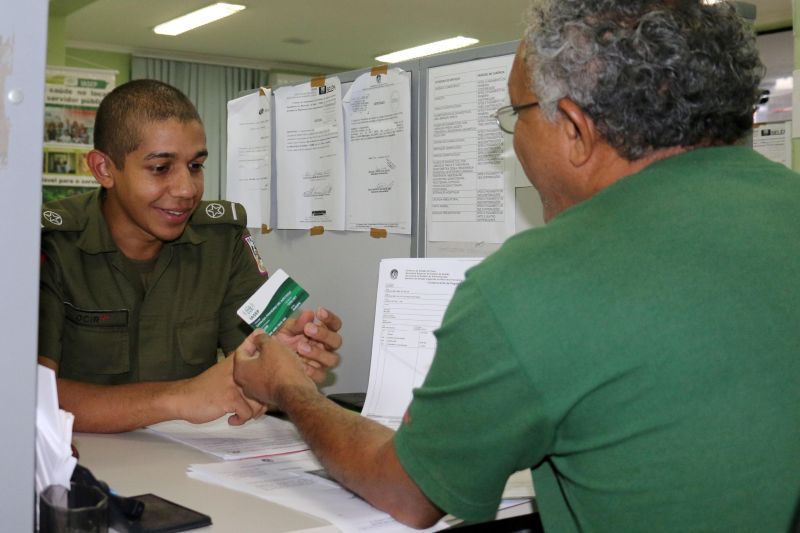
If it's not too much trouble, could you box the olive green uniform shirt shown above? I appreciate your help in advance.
[39,189,268,384]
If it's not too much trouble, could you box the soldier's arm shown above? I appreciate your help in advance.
[38,350,265,434]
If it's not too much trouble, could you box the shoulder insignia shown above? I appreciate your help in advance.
[41,207,82,231]
[190,201,248,227]
[41,190,97,232]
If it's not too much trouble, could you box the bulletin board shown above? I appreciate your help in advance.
[227,41,544,395]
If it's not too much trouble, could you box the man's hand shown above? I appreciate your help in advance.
[275,307,342,383]
[171,335,267,426]
[233,332,319,410]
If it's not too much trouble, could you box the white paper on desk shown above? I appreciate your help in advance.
[146,415,308,460]
[226,89,272,228]
[361,257,482,429]
[35,365,77,495]
[275,77,346,230]
[189,451,447,532]
[343,69,411,234]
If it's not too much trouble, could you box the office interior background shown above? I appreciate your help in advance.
[1,0,796,528]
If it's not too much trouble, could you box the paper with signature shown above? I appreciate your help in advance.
[226,89,271,228]
[275,77,346,230]
[343,69,411,234]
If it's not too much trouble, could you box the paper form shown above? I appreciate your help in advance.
[275,78,346,230]
[753,122,792,168]
[427,54,523,243]
[146,415,308,460]
[226,90,272,228]
[359,258,537,504]
[189,451,447,532]
[343,69,412,234]
[361,258,482,429]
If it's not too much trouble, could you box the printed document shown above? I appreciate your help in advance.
[753,121,792,168]
[226,89,271,228]
[275,78,346,230]
[361,257,482,429]
[359,257,536,501]
[427,54,523,243]
[343,69,412,234]
[146,415,307,460]
[189,451,447,532]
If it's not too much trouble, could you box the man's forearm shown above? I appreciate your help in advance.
[56,377,185,433]
[279,387,444,529]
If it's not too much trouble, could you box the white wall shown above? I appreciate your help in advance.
[0,0,48,529]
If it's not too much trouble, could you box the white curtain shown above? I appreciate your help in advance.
[132,57,269,200]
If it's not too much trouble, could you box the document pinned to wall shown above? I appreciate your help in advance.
[427,55,521,243]
[226,89,272,228]
[275,77,346,230]
[362,257,482,429]
[753,122,792,168]
[343,68,412,234]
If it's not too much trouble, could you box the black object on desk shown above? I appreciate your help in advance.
[451,512,543,533]
[71,463,211,532]
[112,493,211,533]
[327,392,366,411]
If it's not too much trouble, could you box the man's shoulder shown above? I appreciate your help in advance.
[188,201,248,229]
[41,190,98,232]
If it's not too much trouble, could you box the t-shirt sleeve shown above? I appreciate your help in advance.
[217,228,268,353]
[393,276,553,523]
[38,239,65,363]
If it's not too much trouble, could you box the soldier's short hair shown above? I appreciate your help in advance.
[94,79,203,168]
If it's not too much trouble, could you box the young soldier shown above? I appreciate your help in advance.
[39,80,341,433]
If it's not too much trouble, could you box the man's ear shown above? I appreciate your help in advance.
[86,150,116,189]
[557,98,597,167]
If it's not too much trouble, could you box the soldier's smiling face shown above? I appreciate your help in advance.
[102,118,207,249]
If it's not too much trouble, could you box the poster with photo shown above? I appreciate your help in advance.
[42,66,115,203]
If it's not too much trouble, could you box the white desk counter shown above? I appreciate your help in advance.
[73,430,535,532]
[72,430,337,533]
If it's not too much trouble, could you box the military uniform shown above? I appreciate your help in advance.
[39,189,268,385]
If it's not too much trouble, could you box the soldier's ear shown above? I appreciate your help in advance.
[86,150,116,189]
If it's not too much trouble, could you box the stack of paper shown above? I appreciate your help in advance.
[188,451,447,532]
[147,415,308,460]
[35,365,77,495]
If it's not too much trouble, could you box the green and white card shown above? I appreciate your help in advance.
[237,268,309,335]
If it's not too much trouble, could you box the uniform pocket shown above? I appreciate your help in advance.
[176,314,219,368]
[61,303,130,378]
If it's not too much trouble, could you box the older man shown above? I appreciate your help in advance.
[233,1,800,531]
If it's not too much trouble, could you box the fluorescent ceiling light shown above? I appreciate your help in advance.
[154,3,246,36]
[375,36,479,63]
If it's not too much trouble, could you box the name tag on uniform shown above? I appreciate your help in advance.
[237,269,309,335]
[64,302,128,327]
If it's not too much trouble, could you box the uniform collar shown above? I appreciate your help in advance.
[77,189,204,254]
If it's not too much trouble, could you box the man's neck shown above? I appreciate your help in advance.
[589,144,687,196]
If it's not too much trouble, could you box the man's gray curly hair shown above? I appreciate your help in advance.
[523,0,764,160]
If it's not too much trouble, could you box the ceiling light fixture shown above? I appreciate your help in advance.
[154,3,246,36]
[375,36,479,64]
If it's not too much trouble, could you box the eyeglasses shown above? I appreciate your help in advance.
[492,102,540,134]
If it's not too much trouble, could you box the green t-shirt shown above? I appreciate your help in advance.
[39,189,268,384]
[394,147,800,532]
